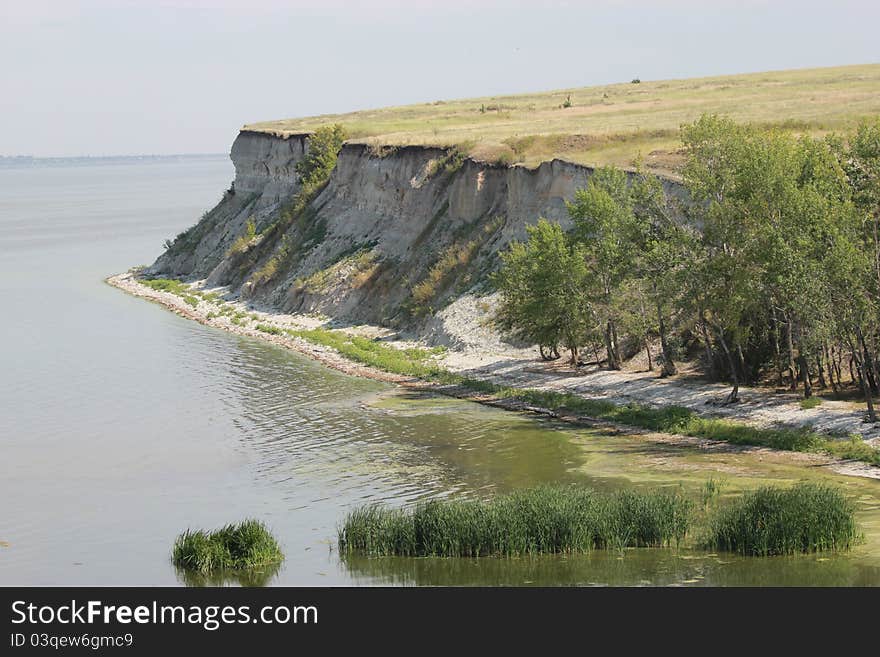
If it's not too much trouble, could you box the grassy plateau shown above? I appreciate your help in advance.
[245,64,880,176]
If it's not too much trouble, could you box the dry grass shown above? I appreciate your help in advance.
[244,64,880,176]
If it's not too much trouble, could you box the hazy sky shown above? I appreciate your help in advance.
[2,0,878,157]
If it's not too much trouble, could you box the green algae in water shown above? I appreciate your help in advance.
[346,389,880,585]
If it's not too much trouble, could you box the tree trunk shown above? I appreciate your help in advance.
[656,300,677,377]
[699,318,716,381]
[825,344,839,395]
[715,328,739,404]
[611,320,622,369]
[815,352,826,389]
[851,338,877,422]
[736,343,748,384]
[605,321,621,370]
[771,307,784,387]
[857,326,879,394]
[797,353,812,398]
[785,315,797,390]
[644,336,653,371]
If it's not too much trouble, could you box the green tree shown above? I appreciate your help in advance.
[296,124,348,188]
[494,220,597,364]
[567,167,642,369]
[629,167,693,376]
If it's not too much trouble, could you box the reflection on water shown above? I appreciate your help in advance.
[175,563,282,588]
[2,157,880,586]
[342,549,880,587]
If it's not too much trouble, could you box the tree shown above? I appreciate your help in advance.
[680,116,767,402]
[567,167,641,369]
[494,219,597,364]
[296,124,348,188]
[629,167,693,376]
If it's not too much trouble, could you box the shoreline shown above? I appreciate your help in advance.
[107,271,880,481]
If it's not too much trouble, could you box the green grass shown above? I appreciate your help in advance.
[283,327,446,376]
[141,278,191,295]
[256,323,284,335]
[800,397,823,409]
[140,278,225,309]
[338,485,693,557]
[171,519,283,574]
[706,482,861,556]
[245,64,880,175]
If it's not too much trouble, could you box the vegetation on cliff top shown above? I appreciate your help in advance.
[244,64,880,175]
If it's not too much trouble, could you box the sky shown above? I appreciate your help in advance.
[1,0,878,157]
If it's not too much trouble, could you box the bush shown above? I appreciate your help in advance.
[172,520,283,573]
[706,482,860,556]
[296,124,348,187]
[338,485,693,557]
[227,218,257,256]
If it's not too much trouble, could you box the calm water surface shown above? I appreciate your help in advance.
[2,158,880,586]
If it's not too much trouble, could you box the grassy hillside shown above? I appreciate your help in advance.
[246,64,880,176]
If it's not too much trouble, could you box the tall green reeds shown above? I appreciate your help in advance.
[706,482,861,556]
[338,485,693,557]
[172,519,283,573]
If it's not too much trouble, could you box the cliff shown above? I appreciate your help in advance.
[149,130,682,344]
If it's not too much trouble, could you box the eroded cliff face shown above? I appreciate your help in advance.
[149,130,681,340]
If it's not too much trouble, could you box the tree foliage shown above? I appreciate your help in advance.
[494,113,880,416]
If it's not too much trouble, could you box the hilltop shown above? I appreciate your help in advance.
[244,63,880,177]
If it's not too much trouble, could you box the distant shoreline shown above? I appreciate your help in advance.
[0,153,227,169]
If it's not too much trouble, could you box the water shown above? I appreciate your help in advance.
[2,158,880,586]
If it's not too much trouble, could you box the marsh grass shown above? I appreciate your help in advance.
[706,483,861,556]
[172,520,283,574]
[338,486,693,557]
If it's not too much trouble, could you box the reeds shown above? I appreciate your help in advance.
[338,486,693,557]
[706,482,861,556]
[172,519,283,573]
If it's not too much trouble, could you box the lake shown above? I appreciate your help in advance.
[2,156,879,586]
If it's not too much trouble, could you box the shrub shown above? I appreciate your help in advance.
[227,218,257,256]
[172,520,283,573]
[706,482,860,556]
[296,124,348,187]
